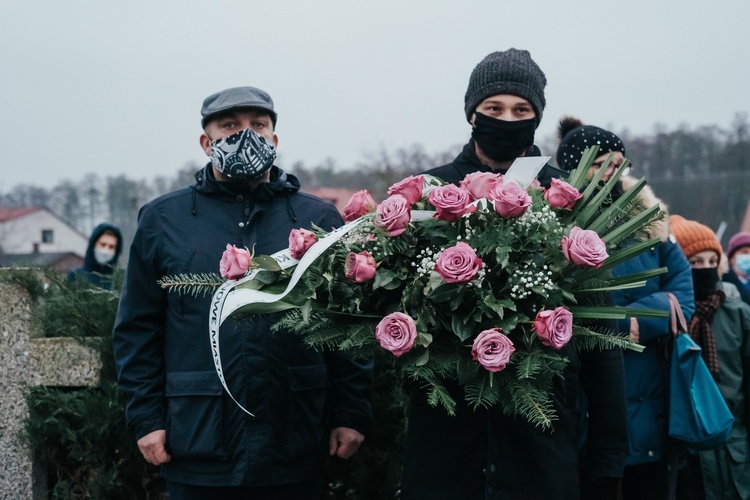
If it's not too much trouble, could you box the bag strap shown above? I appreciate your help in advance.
[665,291,689,337]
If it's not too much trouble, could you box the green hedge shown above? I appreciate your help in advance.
[5,268,407,499]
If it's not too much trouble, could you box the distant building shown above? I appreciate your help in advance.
[0,207,88,272]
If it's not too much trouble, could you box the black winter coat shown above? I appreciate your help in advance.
[113,165,373,487]
[399,142,629,500]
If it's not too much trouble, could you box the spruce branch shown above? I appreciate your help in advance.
[506,379,556,429]
[571,325,645,352]
[423,378,457,415]
[157,273,224,297]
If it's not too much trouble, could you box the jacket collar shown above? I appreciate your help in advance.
[194,164,300,201]
[451,141,566,187]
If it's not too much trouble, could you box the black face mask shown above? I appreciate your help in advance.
[692,267,720,301]
[471,112,536,163]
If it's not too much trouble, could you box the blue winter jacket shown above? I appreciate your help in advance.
[611,178,694,466]
[113,165,373,487]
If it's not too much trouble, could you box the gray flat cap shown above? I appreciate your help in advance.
[201,86,277,128]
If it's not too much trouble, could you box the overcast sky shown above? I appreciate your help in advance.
[1,0,748,191]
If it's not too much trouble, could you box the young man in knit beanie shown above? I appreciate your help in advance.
[669,215,750,499]
[399,49,629,500]
[421,48,566,187]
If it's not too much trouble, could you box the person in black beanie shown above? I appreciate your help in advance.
[399,50,630,500]
[557,118,695,500]
[426,48,567,187]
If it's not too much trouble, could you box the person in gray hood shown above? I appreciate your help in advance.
[113,86,373,499]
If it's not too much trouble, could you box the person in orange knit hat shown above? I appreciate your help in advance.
[669,215,750,499]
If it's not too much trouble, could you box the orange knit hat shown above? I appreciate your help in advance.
[669,215,723,262]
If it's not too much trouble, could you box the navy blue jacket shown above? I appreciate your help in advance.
[113,165,373,487]
[604,177,694,466]
[400,143,629,500]
[613,238,694,465]
[68,222,123,289]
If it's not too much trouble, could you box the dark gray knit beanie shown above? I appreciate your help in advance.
[464,49,547,125]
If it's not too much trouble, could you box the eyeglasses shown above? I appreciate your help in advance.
[591,160,631,177]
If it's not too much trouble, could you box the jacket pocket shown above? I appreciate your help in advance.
[165,371,227,460]
[287,364,330,459]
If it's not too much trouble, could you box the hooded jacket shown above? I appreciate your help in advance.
[695,282,750,498]
[113,165,373,487]
[400,142,629,500]
[611,176,694,466]
[68,222,123,289]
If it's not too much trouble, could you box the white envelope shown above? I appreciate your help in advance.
[503,156,551,187]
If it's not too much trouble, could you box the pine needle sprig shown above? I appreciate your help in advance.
[422,377,457,416]
[157,273,224,297]
[570,325,645,352]
[273,309,379,351]
[504,378,557,429]
[464,372,501,410]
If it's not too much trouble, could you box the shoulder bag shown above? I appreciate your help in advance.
[666,292,734,450]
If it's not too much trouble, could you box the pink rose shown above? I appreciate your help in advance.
[428,184,476,222]
[471,328,515,372]
[374,194,411,237]
[544,178,583,210]
[343,190,377,222]
[561,227,609,268]
[375,312,417,357]
[288,228,317,259]
[345,251,377,283]
[488,182,532,218]
[460,171,503,200]
[219,244,252,280]
[388,175,425,205]
[533,307,574,349]
[435,242,482,283]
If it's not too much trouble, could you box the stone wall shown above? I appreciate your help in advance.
[0,281,101,499]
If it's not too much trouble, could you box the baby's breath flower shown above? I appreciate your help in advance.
[508,261,555,299]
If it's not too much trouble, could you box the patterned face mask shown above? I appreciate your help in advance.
[209,128,277,180]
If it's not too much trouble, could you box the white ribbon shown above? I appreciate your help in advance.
[208,216,366,416]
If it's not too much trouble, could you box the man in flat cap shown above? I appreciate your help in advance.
[113,86,373,499]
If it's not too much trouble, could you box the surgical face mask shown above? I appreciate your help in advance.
[94,248,115,265]
[471,112,536,163]
[209,128,277,180]
[691,267,719,300]
[735,254,750,275]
